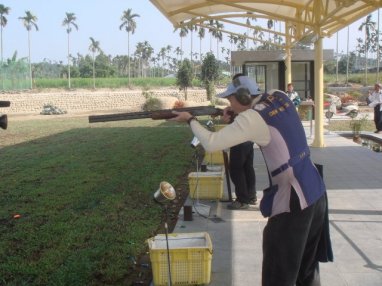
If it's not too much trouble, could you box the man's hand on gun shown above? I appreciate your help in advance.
[222,107,234,124]
[169,111,193,123]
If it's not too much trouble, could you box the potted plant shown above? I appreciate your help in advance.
[350,114,368,143]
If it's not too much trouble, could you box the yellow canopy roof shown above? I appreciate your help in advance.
[150,0,382,47]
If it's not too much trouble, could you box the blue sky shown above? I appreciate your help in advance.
[0,0,380,63]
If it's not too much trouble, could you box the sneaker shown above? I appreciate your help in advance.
[249,198,257,205]
[227,200,249,210]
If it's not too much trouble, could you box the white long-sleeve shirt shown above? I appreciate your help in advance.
[189,92,324,217]
[368,90,382,110]
[189,108,270,152]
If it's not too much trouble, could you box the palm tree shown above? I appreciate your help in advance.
[159,47,167,77]
[246,17,251,49]
[19,11,38,89]
[211,20,224,60]
[377,9,380,82]
[120,9,139,85]
[174,26,188,61]
[359,14,376,85]
[0,5,10,66]
[62,12,78,89]
[187,21,197,66]
[0,4,10,90]
[198,27,205,62]
[346,26,350,84]
[89,37,101,89]
[267,19,274,50]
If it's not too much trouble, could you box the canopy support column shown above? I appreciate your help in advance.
[285,22,292,89]
[311,36,325,147]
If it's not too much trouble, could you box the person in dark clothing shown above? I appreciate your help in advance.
[228,141,257,209]
[224,73,258,210]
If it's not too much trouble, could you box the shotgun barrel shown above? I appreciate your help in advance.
[88,106,224,123]
[0,101,11,107]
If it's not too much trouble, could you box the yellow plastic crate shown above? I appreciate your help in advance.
[204,151,225,165]
[213,124,227,131]
[204,124,228,165]
[188,170,224,199]
[148,232,213,286]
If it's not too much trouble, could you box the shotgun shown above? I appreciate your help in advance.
[88,106,225,123]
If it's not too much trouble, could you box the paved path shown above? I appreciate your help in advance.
[157,126,382,286]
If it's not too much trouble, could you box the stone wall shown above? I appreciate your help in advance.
[0,88,225,115]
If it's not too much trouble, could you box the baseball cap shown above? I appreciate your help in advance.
[218,75,262,98]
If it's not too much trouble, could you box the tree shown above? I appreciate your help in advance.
[120,8,139,85]
[359,14,376,85]
[0,4,10,90]
[210,20,224,59]
[62,12,78,89]
[266,19,274,50]
[201,52,220,101]
[174,26,188,61]
[187,21,197,67]
[3,51,29,90]
[0,4,10,67]
[134,41,153,77]
[19,11,38,89]
[198,27,205,62]
[176,59,193,100]
[89,37,101,89]
[338,52,356,75]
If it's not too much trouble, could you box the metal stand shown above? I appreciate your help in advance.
[163,205,172,286]
[325,111,334,134]
[220,150,233,202]
[192,148,211,218]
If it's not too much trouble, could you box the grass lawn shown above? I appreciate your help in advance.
[0,116,197,285]
[326,118,375,132]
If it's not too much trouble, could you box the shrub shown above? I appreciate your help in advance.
[340,94,355,104]
[141,90,163,111]
[142,97,162,111]
[350,114,369,136]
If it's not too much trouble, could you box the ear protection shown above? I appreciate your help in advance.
[234,87,252,105]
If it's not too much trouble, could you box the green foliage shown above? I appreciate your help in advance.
[142,90,162,111]
[176,59,193,100]
[201,53,220,83]
[347,90,363,99]
[0,51,30,90]
[201,53,220,100]
[0,117,195,285]
[350,114,369,135]
[32,77,178,89]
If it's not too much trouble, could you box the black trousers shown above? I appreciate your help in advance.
[229,141,256,204]
[373,104,382,131]
[262,191,326,286]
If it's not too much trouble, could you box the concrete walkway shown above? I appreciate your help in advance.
[170,126,382,286]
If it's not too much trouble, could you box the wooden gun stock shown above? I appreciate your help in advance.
[88,106,224,123]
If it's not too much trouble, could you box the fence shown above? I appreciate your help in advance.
[1,60,31,91]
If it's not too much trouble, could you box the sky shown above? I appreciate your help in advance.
[0,0,381,63]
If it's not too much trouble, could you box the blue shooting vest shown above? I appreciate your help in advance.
[255,91,326,217]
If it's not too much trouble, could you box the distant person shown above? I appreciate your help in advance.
[286,83,301,107]
[367,83,382,134]
[222,73,257,210]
